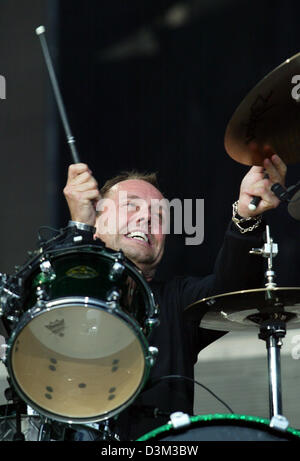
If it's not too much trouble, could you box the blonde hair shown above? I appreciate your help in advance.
[99,170,160,197]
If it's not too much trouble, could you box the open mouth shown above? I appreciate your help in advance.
[125,231,150,246]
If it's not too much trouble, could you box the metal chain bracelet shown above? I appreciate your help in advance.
[232,201,262,234]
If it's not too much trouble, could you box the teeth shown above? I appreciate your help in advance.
[127,231,149,243]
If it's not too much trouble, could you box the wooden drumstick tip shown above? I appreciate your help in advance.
[36,25,46,35]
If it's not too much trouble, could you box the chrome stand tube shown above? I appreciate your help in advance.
[259,321,286,419]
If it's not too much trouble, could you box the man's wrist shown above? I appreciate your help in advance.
[68,220,96,233]
[232,201,262,234]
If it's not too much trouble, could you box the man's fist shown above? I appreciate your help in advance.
[238,154,287,218]
[63,163,101,226]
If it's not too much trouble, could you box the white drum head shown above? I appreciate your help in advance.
[10,302,146,422]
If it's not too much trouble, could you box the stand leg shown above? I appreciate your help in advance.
[267,335,283,418]
[259,321,286,419]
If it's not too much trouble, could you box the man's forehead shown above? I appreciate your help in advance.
[109,179,164,200]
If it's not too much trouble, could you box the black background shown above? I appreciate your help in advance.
[52,0,300,284]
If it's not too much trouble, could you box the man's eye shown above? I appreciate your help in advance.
[127,202,139,211]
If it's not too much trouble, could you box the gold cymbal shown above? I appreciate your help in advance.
[224,52,300,166]
[184,287,300,331]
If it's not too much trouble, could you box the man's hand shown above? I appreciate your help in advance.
[238,154,287,218]
[63,163,101,226]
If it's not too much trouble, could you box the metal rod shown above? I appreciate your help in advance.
[259,321,286,419]
[36,25,81,164]
[267,336,283,418]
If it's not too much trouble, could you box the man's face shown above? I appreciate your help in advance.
[95,179,166,280]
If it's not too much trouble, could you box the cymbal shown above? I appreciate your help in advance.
[224,52,300,166]
[184,287,300,331]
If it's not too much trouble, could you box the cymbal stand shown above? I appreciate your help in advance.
[258,319,286,421]
[250,226,289,428]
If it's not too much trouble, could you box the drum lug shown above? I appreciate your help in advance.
[6,315,19,323]
[108,261,125,282]
[115,251,125,261]
[36,285,48,302]
[147,346,159,367]
[270,415,289,432]
[33,299,46,312]
[106,289,121,303]
[145,317,160,329]
[39,260,56,282]
[145,304,160,331]
[34,260,56,302]
[169,412,191,429]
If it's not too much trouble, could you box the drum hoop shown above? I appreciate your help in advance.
[5,296,152,424]
[16,243,157,321]
[136,413,300,441]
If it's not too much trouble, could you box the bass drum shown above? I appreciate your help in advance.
[4,227,158,424]
[137,414,300,441]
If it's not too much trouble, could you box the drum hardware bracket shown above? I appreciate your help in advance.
[5,314,20,324]
[250,225,278,288]
[145,316,160,330]
[106,301,118,312]
[34,299,46,311]
[36,285,48,302]
[0,273,21,317]
[39,260,56,281]
[73,235,83,243]
[98,420,121,442]
[168,412,191,430]
[115,251,125,261]
[147,346,159,367]
[106,289,121,304]
[109,261,125,282]
[269,414,290,432]
[0,276,21,322]
[1,287,20,300]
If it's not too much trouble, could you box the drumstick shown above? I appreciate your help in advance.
[248,195,261,211]
[35,25,81,164]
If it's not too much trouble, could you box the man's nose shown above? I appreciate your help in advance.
[136,213,150,228]
[134,206,151,230]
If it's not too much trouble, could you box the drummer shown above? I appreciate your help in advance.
[63,154,286,440]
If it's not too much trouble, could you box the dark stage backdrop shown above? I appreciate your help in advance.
[0,0,57,274]
[55,0,300,285]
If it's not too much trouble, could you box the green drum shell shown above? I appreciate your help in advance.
[137,414,300,441]
[24,246,154,331]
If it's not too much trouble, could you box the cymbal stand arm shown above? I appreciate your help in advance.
[249,225,278,288]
